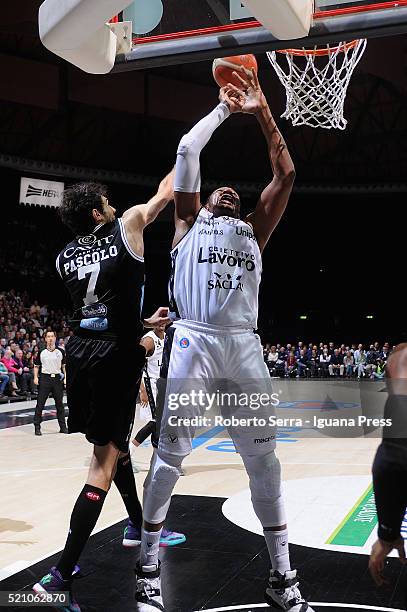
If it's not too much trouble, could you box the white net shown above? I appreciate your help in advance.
[267,39,367,130]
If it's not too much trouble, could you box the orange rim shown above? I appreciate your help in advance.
[277,39,361,56]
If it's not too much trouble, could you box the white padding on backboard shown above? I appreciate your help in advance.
[52,25,117,74]
[38,0,134,73]
[241,0,313,39]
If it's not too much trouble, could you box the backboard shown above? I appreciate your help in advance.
[113,0,407,71]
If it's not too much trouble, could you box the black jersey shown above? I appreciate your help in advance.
[56,218,145,342]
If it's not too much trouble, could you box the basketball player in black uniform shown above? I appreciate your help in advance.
[369,343,407,587]
[33,172,174,610]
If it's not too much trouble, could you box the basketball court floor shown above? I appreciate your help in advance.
[1,380,407,611]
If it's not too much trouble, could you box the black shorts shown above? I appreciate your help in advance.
[66,335,146,453]
[151,325,175,449]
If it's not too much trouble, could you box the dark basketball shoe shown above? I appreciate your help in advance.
[33,567,80,612]
[265,569,314,611]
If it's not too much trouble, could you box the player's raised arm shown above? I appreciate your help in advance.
[123,169,175,231]
[233,69,296,253]
[173,87,243,242]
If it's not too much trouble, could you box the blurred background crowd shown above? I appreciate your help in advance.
[0,285,394,402]
[263,341,392,379]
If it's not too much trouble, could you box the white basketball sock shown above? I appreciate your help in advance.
[140,527,162,569]
[264,527,291,574]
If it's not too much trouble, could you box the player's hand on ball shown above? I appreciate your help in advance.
[219,85,244,113]
[369,537,406,586]
[232,67,267,114]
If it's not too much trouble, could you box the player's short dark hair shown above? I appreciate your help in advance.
[59,182,107,235]
[44,330,56,337]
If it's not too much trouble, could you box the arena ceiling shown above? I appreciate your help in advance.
[1,1,407,186]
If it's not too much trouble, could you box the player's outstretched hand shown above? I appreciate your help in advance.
[144,307,171,329]
[219,85,245,113]
[369,537,407,586]
[231,67,267,115]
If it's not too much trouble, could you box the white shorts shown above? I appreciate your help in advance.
[158,321,277,458]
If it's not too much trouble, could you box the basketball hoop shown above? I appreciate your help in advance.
[267,39,367,130]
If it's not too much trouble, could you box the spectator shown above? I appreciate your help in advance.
[275,347,286,377]
[381,342,391,363]
[329,349,345,377]
[40,304,48,325]
[0,360,9,398]
[319,348,331,377]
[366,345,379,379]
[0,338,6,357]
[267,346,279,376]
[297,349,309,378]
[344,351,355,378]
[286,350,297,377]
[0,348,21,396]
[14,348,36,395]
[372,358,385,380]
[354,344,367,379]
[295,342,304,358]
[307,349,319,377]
[29,300,41,319]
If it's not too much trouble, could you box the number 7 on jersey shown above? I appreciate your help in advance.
[78,263,100,305]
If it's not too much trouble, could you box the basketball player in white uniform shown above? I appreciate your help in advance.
[135,325,166,430]
[135,70,313,611]
[124,324,186,548]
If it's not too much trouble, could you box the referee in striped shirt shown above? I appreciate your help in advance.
[33,330,67,436]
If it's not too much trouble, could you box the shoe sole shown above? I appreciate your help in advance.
[122,538,141,547]
[33,583,78,612]
[159,535,186,547]
[265,589,309,611]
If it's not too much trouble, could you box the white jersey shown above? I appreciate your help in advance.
[142,331,164,381]
[169,208,262,329]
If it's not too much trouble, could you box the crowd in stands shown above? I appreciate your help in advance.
[0,289,71,399]
[262,342,393,379]
[0,287,397,400]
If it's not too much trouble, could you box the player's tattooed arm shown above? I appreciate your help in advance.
[232,68,296,253]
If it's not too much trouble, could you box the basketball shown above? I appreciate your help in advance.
[212,54,258,88]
